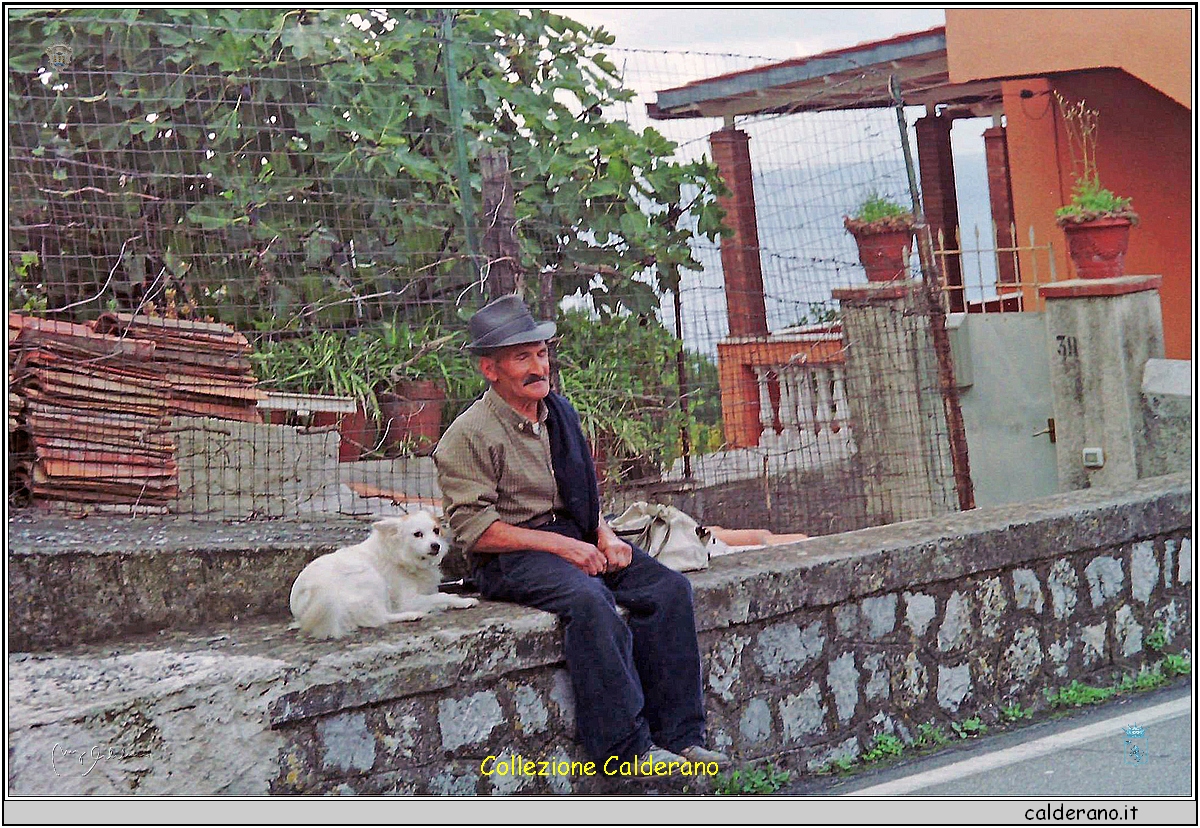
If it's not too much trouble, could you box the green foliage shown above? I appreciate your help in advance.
[250,319,475,420]
[1048,655,1192,710]
[8,9,726,327]
[863,733,904,763]
[913,723,952,748]
[1115,668,1169,694]
[853,193,910,223]
[249,308,722,472]
[1054,177,1136,224]
[1161,652,1190,676]
[555,309,721,482]
[1045,680,1116,708]
[952,716,988,739]
[9,251,47,312]
[818,755,857,775]
[1000,703,1033,723]
[1145,624,1167,653]
[714,763,791,795]
[1162,653,1191,678]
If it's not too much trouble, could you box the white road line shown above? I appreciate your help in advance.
[845,696,1192,797]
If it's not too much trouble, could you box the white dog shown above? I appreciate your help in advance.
[289,511,478,639]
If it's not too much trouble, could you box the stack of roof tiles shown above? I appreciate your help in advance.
[8,314,177,512]
[92,313,265,423]
[8,312,266,512]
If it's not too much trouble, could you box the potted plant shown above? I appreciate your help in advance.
[251,321,474,461]
[373,323,461,457]
[843,194,915,282]
[1053,92,1139,280]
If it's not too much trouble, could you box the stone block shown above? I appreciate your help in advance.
[862,594,897,639]
[897,652,929,705]
[780,682,827,743]
[754,621,824,678]
[1085,556,1125,608]
[1163,539,1176,587]
[1130,541,1159,604]
[937,591,971,652]
[805,737,860,773]
[438,691,504,751]
[548,669,576,734]
[863,653,890,701]
[1179,538,1192,585]
[1049,558,1079,620]
[1113,605,1143,658]
[316,712,376,774]
[904,592,937,637]
[834,603,860,638]
[1012,569,1045,614]
[1001,626,1043,688]
[739,698,773,746]
[977,577,1007,639]
[428,770,479,796]
[1047,638,1071,677]
[707,634,750,703]
[513,685,548,735]
[828,652,859,723]
[1080,622,1107,667]
[936,663,972,712]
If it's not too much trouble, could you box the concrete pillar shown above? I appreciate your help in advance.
[982,125,1019,286]
[709,128,769,338]
[1039,275,1165,491]
[1139,359,1192,478]
[915,115,964,311]
[832,281,957,526]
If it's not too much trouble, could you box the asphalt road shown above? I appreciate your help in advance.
[783,681,1193,798]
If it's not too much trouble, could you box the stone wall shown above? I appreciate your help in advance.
[6,473,1190,795]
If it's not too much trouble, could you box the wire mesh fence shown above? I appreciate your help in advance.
[8,9,970,536]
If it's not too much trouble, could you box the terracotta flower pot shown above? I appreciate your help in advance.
[376,379,446,456]
[333,407,377,462]
[1060,216,1134,280]
[844,218,914,282]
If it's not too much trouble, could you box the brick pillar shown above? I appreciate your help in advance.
[709,128,768,337]
[915,115,963,311]
[711,127,769,448]
[983,125,1019,286]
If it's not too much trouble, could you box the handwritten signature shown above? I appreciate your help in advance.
[51,743,126,777]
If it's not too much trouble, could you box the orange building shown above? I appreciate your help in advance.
[945,8,1193,360]
[652,9,1193,447]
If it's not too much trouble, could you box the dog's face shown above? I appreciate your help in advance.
[372,511,449,568]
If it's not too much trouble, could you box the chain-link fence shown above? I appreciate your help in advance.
[8,9,969,535]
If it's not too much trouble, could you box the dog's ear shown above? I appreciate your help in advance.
[372,518,399,538]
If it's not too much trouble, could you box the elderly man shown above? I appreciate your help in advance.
[433,295,727,770]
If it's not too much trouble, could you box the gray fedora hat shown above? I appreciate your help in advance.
[466,294,556,355]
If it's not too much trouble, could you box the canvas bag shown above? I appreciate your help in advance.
[609,502,725,572]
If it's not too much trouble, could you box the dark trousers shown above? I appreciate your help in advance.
[474,519,706,763]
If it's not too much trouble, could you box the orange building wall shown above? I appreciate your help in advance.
[1003,70,1192,359]
[946,8,1191,107]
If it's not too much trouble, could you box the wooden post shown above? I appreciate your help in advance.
[479,147,523,300]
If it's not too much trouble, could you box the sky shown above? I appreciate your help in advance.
[544,6,947,60]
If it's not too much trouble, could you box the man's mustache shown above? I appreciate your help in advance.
[523,374,547,386]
